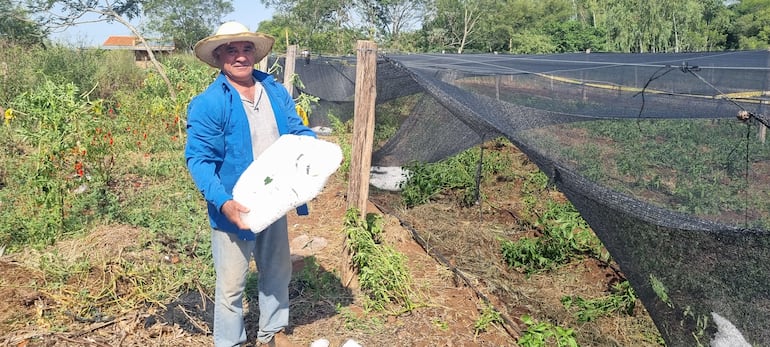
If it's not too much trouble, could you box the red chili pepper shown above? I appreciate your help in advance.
[75,162,84,177]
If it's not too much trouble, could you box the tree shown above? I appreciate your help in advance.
[142,0,233,52]
[261,0,354,53]
[697,0,731,50]
[356,0,427,45]
[424,0,493,53]
[729,0,770,49]
[29,0,177,99]
[1,0,45,45]
[546,20,606,52]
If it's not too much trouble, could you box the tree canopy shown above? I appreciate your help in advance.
[143,0,233,51]
[0,0,45,45]
[17,0,770,54]
[252,0,770,55]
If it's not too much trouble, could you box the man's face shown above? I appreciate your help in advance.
[215,41,256,83]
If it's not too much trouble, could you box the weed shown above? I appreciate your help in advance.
[343,208,414,313]
[561,280,637,322]
[474,303,504,336]
[328,112,352,179]
[400,140,513,208]
[518,315,579,347]
[373,94,419,146]
[649,275,710,346]
[336,304,385,332]
[501,200,606,274]
[290,256,348,306]
[1,79,122,250]
[649,274,672,308]
[432,318,449,331]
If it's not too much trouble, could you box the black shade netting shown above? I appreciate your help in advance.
[286,50,770,346]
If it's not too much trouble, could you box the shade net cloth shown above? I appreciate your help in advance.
[277,50,770,346]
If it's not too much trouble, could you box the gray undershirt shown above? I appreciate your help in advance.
[241,80,279,159]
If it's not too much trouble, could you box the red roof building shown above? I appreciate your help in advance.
[101,36,174,61]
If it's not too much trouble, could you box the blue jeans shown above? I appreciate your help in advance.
[211,216,291,347]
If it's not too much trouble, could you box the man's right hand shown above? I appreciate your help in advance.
[221,200,251,230]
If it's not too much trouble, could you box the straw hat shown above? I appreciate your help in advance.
[194,21,275,68]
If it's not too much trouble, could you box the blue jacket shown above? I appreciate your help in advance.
[185,69,316,240]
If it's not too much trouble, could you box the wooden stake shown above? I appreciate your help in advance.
[342,40,377,288]
[258,55,268,72]
[284,45,297,97]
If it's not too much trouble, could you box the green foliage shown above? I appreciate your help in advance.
[39,251,92,285]
[257,2,360,55]
[292,256,345,301]
[0,44,217,326]
[501,200,607,274]
[145,55,214,102]
[518,315,579,347]
[648,274,710,345]
[521,171,549,213]
[545,20,606,53]
[650,274,673,308]
[328,112,352,178]
[344,208,414,312]
[557,118,770,227]
[41,45,103,94]
[0,41,40,104]
[1,79,120,250]
[562,280,637,322]
[0,1,45,45]
[93,50,146,99]
[509,30,558,54]
[400,140,512,208]
[143,0,233,51]
[374,94,418,145]
[336,304,385,331]
[474,303,504,336]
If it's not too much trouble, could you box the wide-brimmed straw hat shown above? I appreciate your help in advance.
[194,21,275,68]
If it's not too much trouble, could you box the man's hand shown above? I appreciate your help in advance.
[221,200,251,230]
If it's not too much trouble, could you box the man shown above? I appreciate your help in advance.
[185,21,315,347]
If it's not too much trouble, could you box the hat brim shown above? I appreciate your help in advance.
[194,33,275,68]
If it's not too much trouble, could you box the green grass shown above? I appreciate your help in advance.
[561,280,637,322]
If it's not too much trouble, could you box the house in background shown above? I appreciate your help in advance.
[102,36,174,62]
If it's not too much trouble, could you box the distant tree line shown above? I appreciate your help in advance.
[2,0,769,55]
[259,0,762,54]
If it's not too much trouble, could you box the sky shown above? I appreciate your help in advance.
[49,0,275,47]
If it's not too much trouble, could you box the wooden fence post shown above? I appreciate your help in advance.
[342,40,377,287]
[284,45,297,96]
[259,56,268,72]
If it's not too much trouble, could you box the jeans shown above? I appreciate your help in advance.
[211,216,291,347]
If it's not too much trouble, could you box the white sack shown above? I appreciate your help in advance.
[232,134,343,233]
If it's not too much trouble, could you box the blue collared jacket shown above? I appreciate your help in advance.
[185,69,316,240]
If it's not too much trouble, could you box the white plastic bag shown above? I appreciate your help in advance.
[232,134,343,233]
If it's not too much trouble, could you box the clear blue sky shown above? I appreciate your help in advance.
[49,0,275,47]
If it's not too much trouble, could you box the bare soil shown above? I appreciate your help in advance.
[0,141,661,347]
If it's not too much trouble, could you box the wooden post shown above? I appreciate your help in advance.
[342,40,377,288]
[346,40,377,218]
[284,45,297,97]
[258,56,268,72]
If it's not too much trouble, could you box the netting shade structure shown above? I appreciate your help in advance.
[288,50,770,346]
